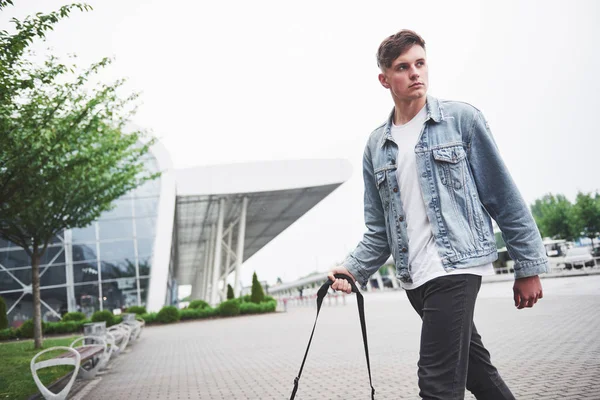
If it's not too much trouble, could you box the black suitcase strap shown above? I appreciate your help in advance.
[290,274,375,400]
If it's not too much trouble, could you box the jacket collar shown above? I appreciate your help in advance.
[379,95,443,148]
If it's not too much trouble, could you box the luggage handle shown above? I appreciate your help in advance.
[289,273,375,400]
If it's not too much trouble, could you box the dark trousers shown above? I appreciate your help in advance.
[405,274,515,400]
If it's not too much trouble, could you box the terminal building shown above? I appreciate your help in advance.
[0,142,351,326]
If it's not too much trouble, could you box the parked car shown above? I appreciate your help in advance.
[563,247,596,269]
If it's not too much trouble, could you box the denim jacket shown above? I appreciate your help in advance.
[343,95,548,287]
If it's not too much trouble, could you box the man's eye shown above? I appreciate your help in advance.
[417,62,424,66]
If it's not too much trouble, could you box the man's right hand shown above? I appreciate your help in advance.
[328,266,356,294]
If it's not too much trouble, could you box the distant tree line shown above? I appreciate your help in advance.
[530,191,600,247]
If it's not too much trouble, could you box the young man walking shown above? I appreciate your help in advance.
[328,30,548,399]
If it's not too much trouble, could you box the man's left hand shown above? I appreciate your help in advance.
[513,275,543,309]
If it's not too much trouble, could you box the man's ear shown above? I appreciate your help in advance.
[378,73,390,89]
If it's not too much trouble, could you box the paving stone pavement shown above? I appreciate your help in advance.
[82,275,600,399]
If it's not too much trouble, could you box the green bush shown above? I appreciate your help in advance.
[0,327,17,341]
[156,306,180,324]
[262,299,277,313]
[45,321,85,335]
[17,319,47,338]
[239,299,277,315]
[179,308,201,320]
[203,307,219,318]
[250,272,265,304]
[240,302,261,315]
[0,296,8,330]
[179,307,218,320]
[61,312,86,322]
[113,315,123,325]
[139,312,158,325]
[126,306,147,315]
[91,310,114,326]
[218,299,241,317]
[188,300,210,310]
[240,294,252,303]
[227,284,235,300]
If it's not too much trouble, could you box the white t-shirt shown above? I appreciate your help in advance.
[390,105,494,290]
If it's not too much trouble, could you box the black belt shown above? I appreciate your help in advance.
[289,273,376,399]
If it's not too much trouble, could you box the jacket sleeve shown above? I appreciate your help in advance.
[343,146,391,288]
[467,110,548,279]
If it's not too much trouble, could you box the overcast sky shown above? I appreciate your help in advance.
[3,0,600,288]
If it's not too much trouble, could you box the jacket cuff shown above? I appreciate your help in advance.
[513,258,549,279]
[342,256,370,290]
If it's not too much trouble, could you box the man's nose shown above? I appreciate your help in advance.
[410,67,420,79]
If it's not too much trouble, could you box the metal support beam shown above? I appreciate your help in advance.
[210,198,226,306]
[64,229,76,313]
[222,242,237,264]
[221,228,233,301]
[95,222,103,310]
[233,197,248,297]
[191,240,206,300]
[202,225,216,302]
[222,217,240,238]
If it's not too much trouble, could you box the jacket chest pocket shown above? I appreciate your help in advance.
[375,170,390,208]
[432,145,467,190]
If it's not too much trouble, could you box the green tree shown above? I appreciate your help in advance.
[530,194,576,240]
[226,284,234,300]
[0,296,8,329]
[572,192,600,248]
[250,272,265,304]
[0,3,158,348]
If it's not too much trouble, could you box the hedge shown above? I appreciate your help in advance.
[156,306,180,324]
[218,299,241,317]
[0,327,17,341]
[179,307,218,321]
[188,300,210,310]
[126,306,147,315]
[139,312,158,325]
[0,296,278,341]
[61,312,86,322]
[17,320,45,338]
[45,321,86,335]
[91,310,115,326]
[240,299,276,315]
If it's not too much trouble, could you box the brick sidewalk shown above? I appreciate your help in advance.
[81,276,600,399]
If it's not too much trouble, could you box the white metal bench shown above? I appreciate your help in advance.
[107,323,132,353]
[70,336,108,379]
[30,344,105,400]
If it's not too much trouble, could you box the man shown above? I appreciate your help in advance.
[328,30,548,399]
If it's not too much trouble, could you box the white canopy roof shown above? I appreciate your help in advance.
[172,159,352,286]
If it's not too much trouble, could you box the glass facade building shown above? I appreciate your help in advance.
[0,151,350,326]
[0,154,162,327]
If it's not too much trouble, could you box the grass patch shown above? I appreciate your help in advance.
[0,336,80,400]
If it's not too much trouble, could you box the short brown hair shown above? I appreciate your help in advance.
[376,30,426,69]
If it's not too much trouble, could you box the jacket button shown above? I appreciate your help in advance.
[402,247,408,253]
[399,216,404,222]
[391,159,396,164]
[393,187,399,193]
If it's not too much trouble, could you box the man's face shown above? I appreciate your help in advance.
[378,44,428,102]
